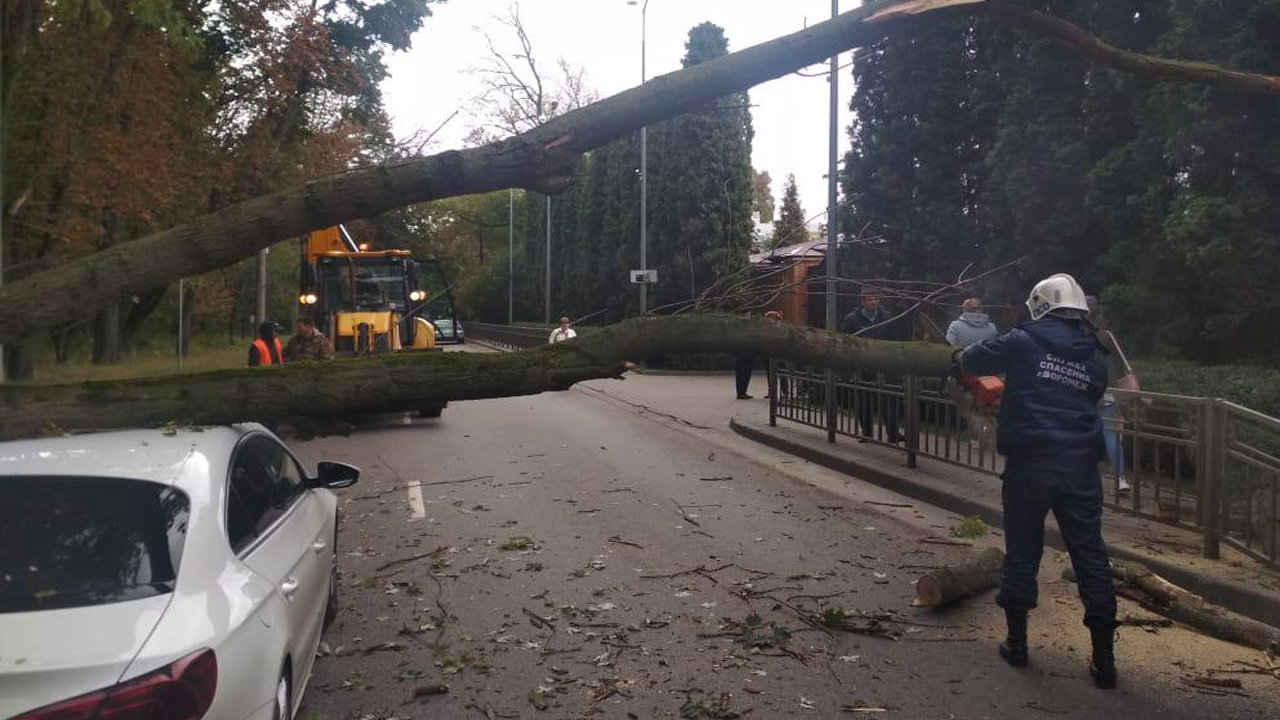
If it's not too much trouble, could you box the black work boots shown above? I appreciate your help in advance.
[998,610,1029,667]
[1089,624,1118,689]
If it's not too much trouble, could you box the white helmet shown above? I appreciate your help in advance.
[1026,273,1090,320]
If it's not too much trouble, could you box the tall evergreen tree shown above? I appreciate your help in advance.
[770,174,807,248]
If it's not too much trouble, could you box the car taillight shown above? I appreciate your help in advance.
[14,648,217,720]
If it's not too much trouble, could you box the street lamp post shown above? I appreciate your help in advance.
[629,0,651,316]
[509,189,515,324]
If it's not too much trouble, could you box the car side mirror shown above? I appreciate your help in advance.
[314,461,360,489]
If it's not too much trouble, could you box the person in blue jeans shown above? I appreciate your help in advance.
[959,273,1119,689]
[1088,296,1140,495]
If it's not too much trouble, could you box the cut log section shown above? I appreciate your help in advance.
[912,547,1004,608]
[1063,561,1280,653]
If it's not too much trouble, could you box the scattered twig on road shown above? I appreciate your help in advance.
[603,487,635,494]
[351,474,495,500]
[641,563,772,585]
[412,684,450,699]
[1023,702,1069,715]
[671,497,703,527]
[1179,677,1250,697]
[817,504,844,511]
[699,476,735,482]
[919,537,974,547]
[422,474,495,487]
[523,607,556,630]
[374,545,449,572]
[607,535,645,549]
[1186,676,1244,689]
[864,500,914,508]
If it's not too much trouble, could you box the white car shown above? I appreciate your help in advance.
[0,424,358,720]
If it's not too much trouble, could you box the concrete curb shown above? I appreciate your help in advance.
[730,417,1280,630]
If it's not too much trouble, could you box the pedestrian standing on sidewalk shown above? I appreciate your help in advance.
[1087,296,1140,496]
[946,297,999,347]
[841,292,903,443]
[548,316,577,344]
[959,273,1119,689]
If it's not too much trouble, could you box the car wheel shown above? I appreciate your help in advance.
[272,670,291,720]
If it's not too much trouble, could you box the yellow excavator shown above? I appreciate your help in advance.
[299,225,458,416]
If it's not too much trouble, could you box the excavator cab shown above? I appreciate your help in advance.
[299,226,452,355]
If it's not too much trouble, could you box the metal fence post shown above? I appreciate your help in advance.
[825,369,837,443]
[768,359,778,427]
[1201,398,1222,560]
[905,375,920,468]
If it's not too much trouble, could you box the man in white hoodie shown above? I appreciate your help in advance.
[946,298,999,347]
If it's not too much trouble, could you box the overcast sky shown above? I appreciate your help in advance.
[381,0,861,224]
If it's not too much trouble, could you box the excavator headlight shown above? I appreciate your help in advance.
[409,290,426,302]
[300,293,318,305]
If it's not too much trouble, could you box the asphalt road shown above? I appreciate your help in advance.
[290,381,1280,719]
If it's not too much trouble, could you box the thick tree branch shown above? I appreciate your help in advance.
[976,2,1280,96]
[3,0,1279,342]
[0,314,953,440]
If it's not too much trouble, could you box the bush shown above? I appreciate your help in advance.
[1133,360,1280,418]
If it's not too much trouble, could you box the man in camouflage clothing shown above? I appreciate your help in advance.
[284,317,335,361]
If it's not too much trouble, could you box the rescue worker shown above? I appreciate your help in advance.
[957,273,1118,689]
[284,317,335,361]
[248,321,284,367]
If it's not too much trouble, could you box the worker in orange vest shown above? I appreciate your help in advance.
[248,321,284,367]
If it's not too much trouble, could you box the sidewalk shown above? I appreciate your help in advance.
[732,414,1280,629]
[576,372,1280,630]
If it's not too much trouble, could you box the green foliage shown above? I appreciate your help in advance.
[680,692,741,719]
[817,605,849,628]
[738,613,791,648]
[770,174,807,249]
[1134,360,1280,418]
[950,516,989,540]
[840,0,1280,364]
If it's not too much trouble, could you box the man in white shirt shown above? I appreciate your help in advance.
[548,316,577,344]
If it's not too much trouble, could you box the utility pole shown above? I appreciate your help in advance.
[545,196,552,325]
[255,248,268,328]
[177,278,185,370]
[0,221,5,384]
[825,0,840,444]
[826,0,839,333]
[509,189,515,324]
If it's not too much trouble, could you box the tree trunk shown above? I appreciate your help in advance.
[911,547,1005,608]
[0,314,953,440]
[92,304,122,365]
[50,325,75,364]
[2,0,1279,344]
[121,287,168,352]
[4,342,34,381]
[1064,562,1280,653]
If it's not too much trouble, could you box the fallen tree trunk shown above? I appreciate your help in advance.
[4,0,1280,343]
[911,547,1004,608]
[1064,562,1280,653]
[0,314,953,440]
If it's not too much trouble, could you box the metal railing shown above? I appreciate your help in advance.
[769,359,1280,568]
[463,322,548,351]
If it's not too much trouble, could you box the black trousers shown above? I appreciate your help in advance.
[997,465,1117,630]
[734,354,756,396]
[857,374,900,441]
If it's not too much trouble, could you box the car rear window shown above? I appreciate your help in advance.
[0,476,190,613]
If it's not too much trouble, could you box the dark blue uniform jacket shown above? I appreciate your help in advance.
[960,317,1108,471]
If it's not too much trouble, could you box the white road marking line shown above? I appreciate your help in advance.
[407,482,426,520]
